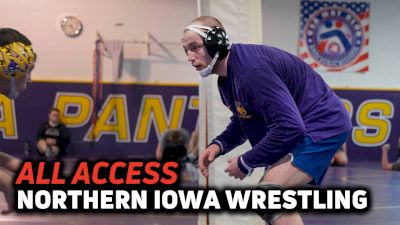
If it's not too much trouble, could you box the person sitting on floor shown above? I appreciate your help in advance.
[381,138,400,171]
[36,108,70,159]
[331,143,348,166]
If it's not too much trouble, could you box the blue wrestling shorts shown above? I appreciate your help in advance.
[290,131,350,185]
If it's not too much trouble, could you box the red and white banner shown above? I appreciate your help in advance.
[298,1,370,73]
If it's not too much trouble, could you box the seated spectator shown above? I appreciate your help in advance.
[381,138,400,171]
[187,127,199,160]
[183,127,199,184]
[156,128,189,162]
[331,143,348,166]
[156,128,201,185]
[36,108,70,159]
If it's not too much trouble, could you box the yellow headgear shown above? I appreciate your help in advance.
[0,42,36,80]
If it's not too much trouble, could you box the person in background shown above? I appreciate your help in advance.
[187,127,199,160]
[155,128,190,162]
[184,127,199,185]
[381,138,400,171]
[36,108,70,159]
[331,143,348,166]
[155,128,199,184]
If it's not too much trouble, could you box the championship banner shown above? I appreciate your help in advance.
[298,0,370,73]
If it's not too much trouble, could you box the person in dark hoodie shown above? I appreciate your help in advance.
[36,108,70,159]
[156,128,200,185]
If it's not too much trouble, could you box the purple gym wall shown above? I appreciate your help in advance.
[0,82,398,162]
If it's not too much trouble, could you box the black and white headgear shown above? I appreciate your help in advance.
[185,25,231,77]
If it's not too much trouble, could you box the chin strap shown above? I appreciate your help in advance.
[199,52,220,77]
[7,76,19,99]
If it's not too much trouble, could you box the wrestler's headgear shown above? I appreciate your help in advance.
[0,42,36,99]
[184,25,231,77]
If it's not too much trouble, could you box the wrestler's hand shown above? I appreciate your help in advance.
[225,156,246,180]
[199,144,220,177]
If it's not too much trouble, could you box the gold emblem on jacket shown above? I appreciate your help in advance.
[235,101,252,119]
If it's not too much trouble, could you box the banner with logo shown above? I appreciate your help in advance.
[298,0,370,73]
